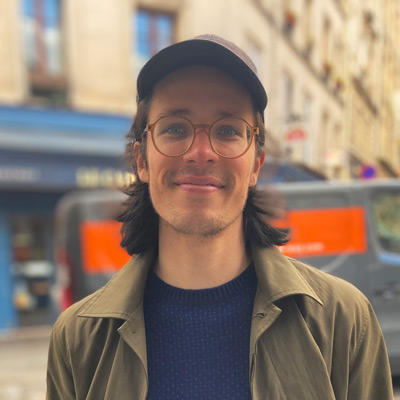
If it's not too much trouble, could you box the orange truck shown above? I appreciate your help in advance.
[54,180,400,375]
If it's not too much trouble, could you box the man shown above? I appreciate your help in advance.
[46,35,393,399]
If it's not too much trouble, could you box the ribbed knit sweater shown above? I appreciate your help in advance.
[143,263,257,399]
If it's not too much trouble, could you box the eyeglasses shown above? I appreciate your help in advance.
[144,116,259,159]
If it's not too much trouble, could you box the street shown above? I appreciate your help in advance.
[0,325,399,399]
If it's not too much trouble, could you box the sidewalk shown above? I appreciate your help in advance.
[0,325,51,400]
[0,325,52,343]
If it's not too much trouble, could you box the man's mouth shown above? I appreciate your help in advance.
[174,176,225,190]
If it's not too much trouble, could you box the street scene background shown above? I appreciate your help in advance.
[1,0,400,397]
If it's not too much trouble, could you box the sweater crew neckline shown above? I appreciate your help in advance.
[145,263,257,305]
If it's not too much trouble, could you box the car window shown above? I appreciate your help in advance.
[372,191,400,254]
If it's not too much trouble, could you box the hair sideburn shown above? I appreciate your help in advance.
[118,95,288,256]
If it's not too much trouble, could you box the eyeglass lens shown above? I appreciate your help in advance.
[152,116,252,158]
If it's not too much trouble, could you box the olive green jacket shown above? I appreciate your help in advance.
[46,245,393,399]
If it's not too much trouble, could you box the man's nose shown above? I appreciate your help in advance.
[182,128,218,163]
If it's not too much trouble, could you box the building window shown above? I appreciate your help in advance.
[283,0,297,35]
[320,111,329,165]
[21,0,67,106]
[356,10,376,94]
[302,94,313,162]
[11,215,53,325]
[282,72,294,122]
[321,17,332,78]
[303,94,312,122]
[246,38,262,71]
[303,0,313,56]
[134,9,174,74]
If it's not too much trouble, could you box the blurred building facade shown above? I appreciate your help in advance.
[0,0,399,330]
[344,0,400,179]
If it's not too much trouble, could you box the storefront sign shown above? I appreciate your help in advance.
[0,167,41,183]
[76,167,135,188]
[286,128,306,142]
[0,150,133,190]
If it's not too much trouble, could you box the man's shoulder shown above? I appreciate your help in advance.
[285,256,372,327]
[288,256,367,303]
[254,245,370,314]
[52,287,106,335]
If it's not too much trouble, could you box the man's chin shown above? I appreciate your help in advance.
[165,215,227,237]
[162,208,244,238]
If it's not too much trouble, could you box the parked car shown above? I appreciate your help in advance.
[270,179,400,375]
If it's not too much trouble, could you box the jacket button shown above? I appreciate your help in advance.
[255,312,265,318]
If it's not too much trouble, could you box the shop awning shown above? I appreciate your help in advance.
[0,106,134,190]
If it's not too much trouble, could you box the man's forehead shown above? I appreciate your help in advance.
[146,66,256,123]
[151,107,237,120]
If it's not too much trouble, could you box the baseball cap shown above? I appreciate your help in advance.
[136,34,268,115]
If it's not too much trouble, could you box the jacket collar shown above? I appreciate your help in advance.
[78,249,157,319]
[248,245,323,368]
[251,244,322,306]
[78,244,322,319]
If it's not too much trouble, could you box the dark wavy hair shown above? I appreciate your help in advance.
[118,93,289,255]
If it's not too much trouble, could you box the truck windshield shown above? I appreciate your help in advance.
[372,191,400,254]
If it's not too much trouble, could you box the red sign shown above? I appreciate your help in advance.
[80,220,130,274]
[274,206,367,258]
[286,129,306,142]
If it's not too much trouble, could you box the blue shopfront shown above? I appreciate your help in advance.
[0,105,132,331]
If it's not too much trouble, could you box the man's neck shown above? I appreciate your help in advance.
[154,218,250,289]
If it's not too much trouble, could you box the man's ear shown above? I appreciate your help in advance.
[250,153,265,187]
[133,142,149,183]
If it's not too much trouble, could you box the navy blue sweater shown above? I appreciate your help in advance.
[143,264,257,399]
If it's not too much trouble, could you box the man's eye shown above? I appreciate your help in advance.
[216,126,241,137]
[222,128,237,135]
[163,125,186,134]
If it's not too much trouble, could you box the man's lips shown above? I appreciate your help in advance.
[174,176,225,190]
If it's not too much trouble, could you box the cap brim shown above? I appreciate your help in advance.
[137,39,267,113]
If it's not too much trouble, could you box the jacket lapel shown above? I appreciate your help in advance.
[251,296,336,399]
[103,336,148,400]
[78,249,156,320]
[78,249,157,400]
[250,246,334,399]
[250,245,323,357]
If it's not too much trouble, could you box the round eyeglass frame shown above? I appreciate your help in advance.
[143,115,260,159]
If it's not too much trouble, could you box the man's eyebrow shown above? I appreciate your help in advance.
[218,111,235,118]
[154,108,192,119]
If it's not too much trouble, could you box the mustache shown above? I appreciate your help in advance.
[165,167,230,186]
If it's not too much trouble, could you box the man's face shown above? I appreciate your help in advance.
[135,66,264,237]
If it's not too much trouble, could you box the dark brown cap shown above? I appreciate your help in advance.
[137,34,268,115]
